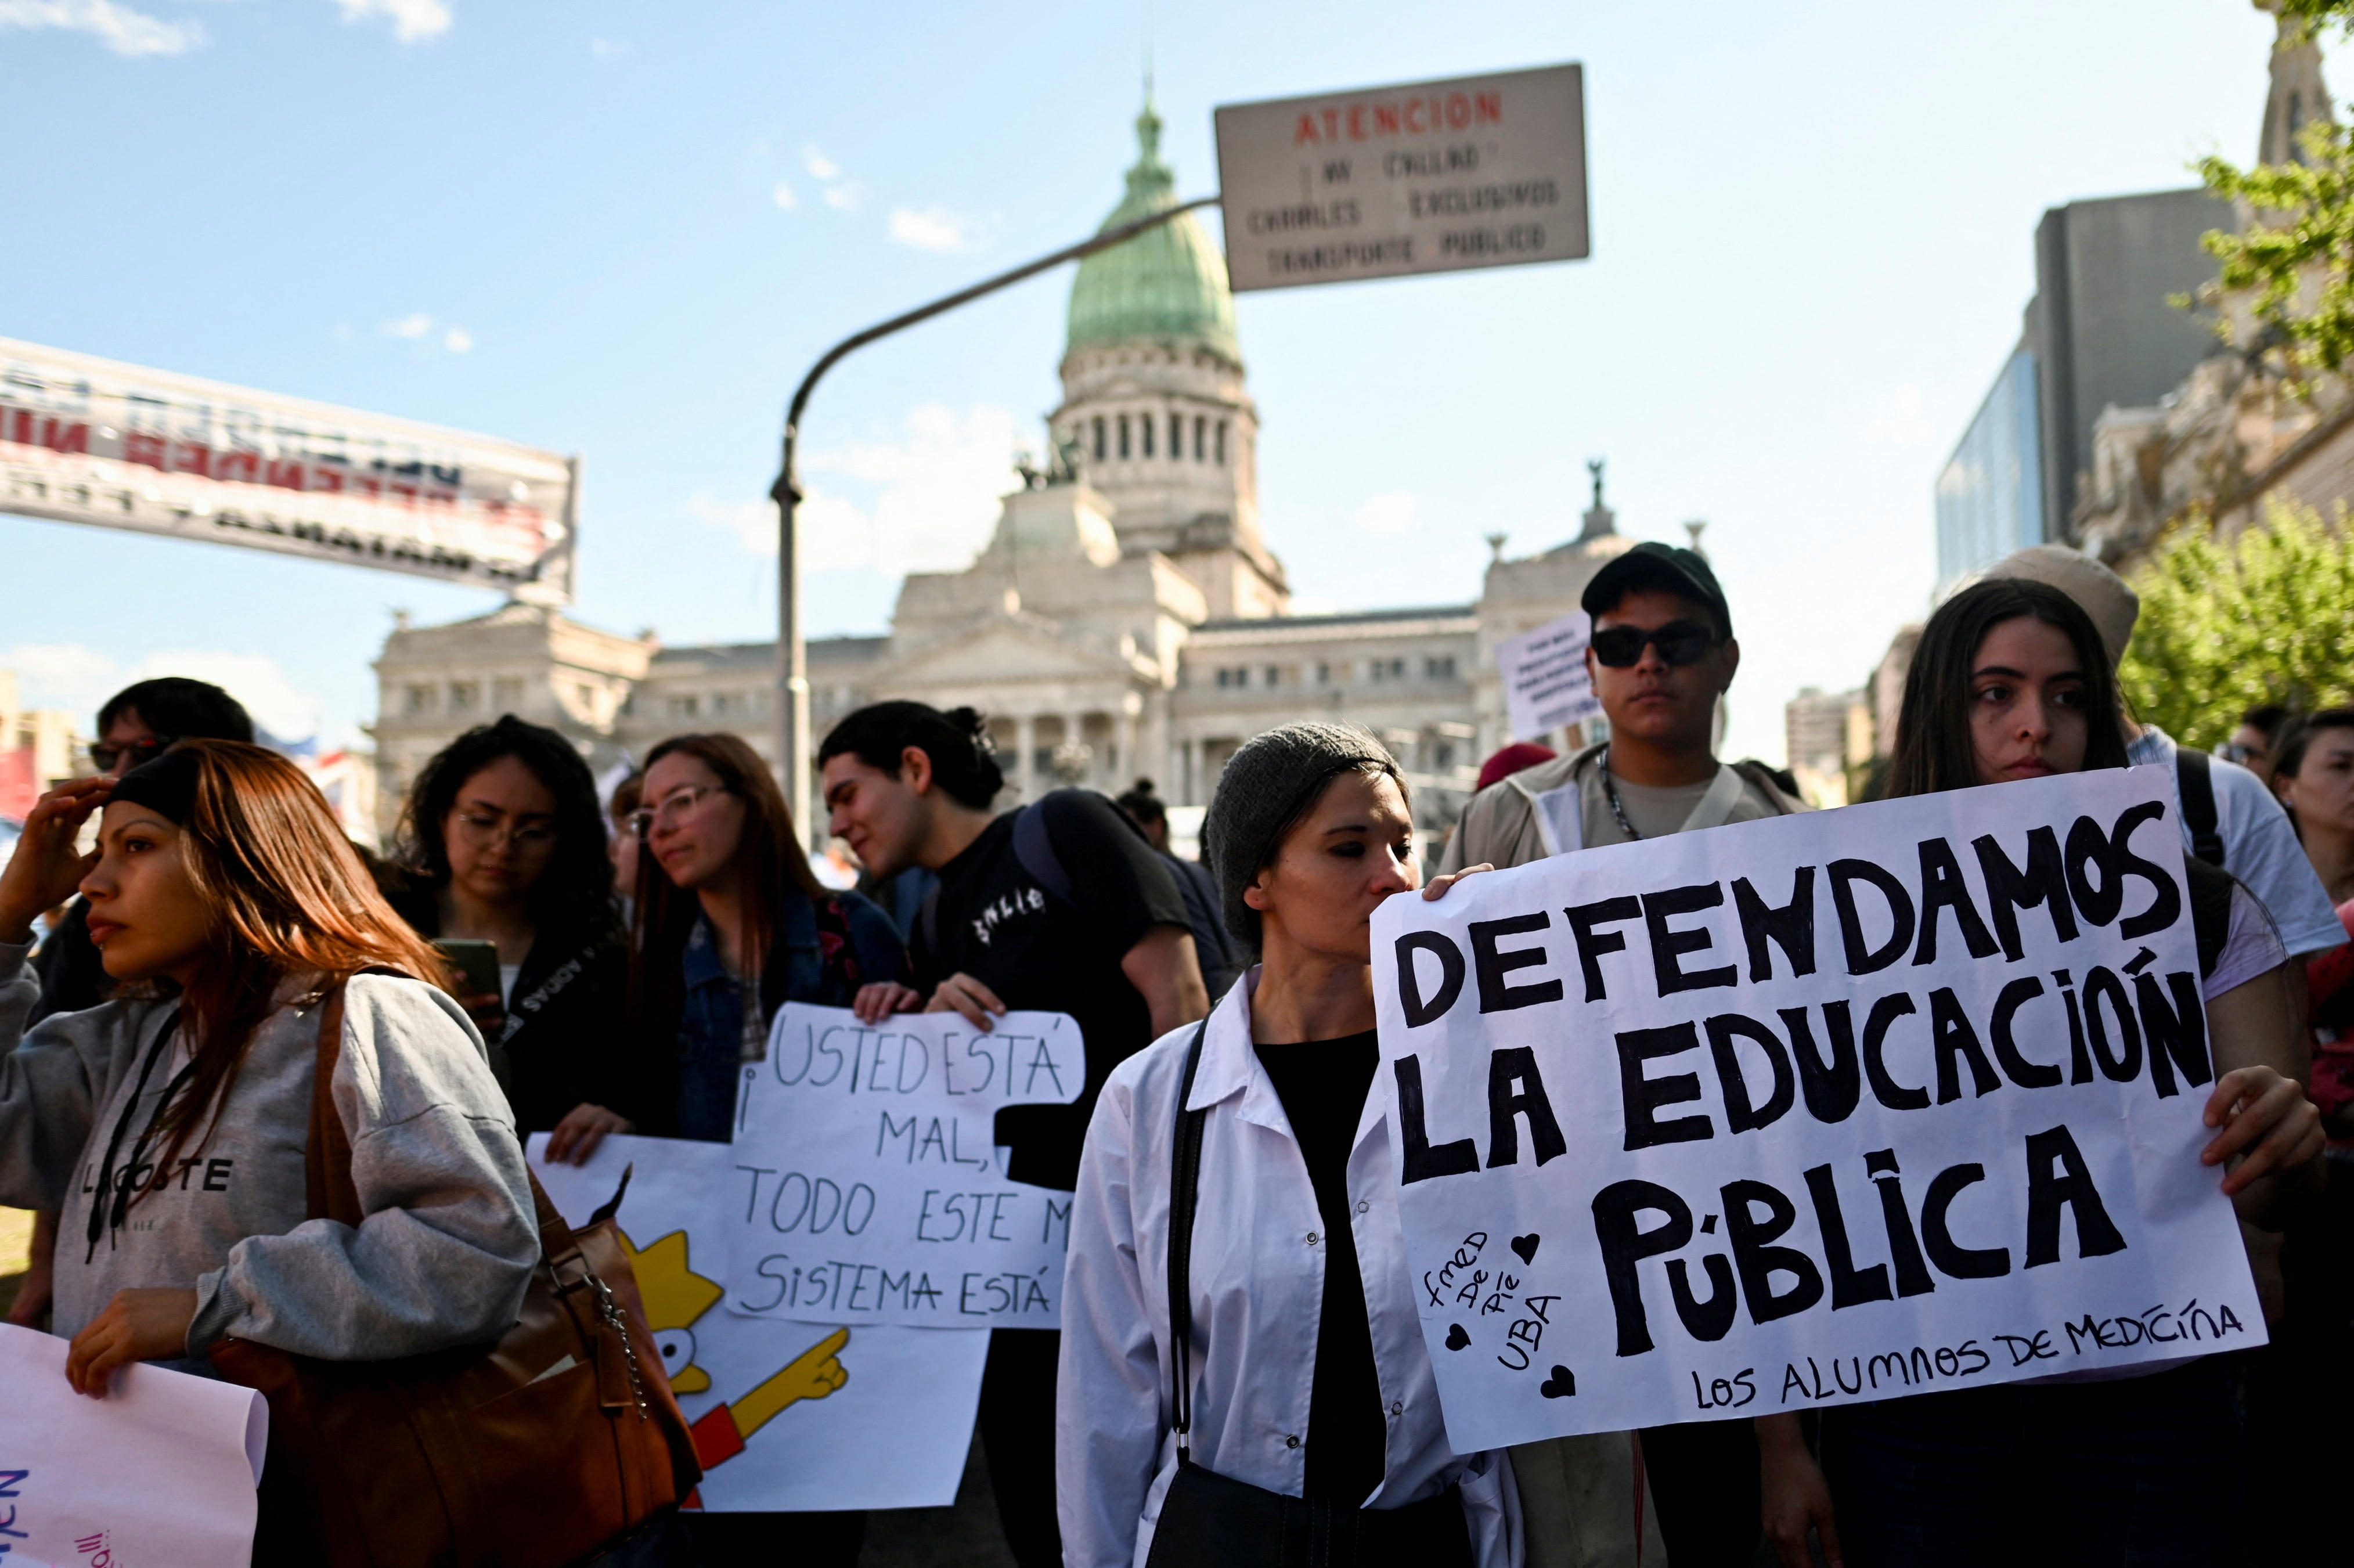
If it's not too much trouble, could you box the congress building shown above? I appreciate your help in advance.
[372,100,1631,844]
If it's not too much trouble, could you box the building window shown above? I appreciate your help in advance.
[668,694,700,719]
[709,693,732,715]
[1141,412,1155,457]
[1195,415,1206,461]
[1315,661,1331,684]
[1118,415,1131,459]
[1170,413,1184,459]
[1215,420,1228,464]
[405,684,434,715]
[1425,655,1457,680]
[1093,416,1106,462]
[448,681,479,711]
[1368,657,1407,683]
[1264,665,1281,687]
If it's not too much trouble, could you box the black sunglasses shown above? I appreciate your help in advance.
[1589,621,1719,668]
[89,734,176,772]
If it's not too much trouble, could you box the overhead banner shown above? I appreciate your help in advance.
[725,1004,1084,1329]
[0,336,575,598]
[1214,63,1589,293]
[530,1135,990,1513]
[1497,610,1601,741]
[1370,767,2264,1452]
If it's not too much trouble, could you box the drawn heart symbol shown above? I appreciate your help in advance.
[1511,1233,1542,1266]
[1539,1365,1576,1399]
[1445,1323,1472,1352]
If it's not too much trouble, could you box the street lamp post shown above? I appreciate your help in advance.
[769,193,1220,842]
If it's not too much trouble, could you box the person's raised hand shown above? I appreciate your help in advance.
[64,1287,198,1397]
[1420,862,1494,902]
[925,972,1006,1031]
[2202,1065,2323,1195]
[546,1102,632,1165]
[852,981,923,1023]
[0,777,111,942]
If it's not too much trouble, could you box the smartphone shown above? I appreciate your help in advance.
[434,938,502,1001]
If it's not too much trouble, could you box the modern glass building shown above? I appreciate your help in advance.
[1935,341,2045,590]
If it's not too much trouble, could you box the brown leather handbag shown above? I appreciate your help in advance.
[209,979,702,1567]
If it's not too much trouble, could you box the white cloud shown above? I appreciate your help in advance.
[442,326,473,354]
[771,181,797,210]
[0,0,203,56]
[588,37,624,57]
[801,145,840,181]
[333,0,450,42]
[2,644,324,742]
[382,312,434,340]
[1865,385,1933,448]
[1354,492,1417,535]
[821,182,863,211]
[888,206,985,253]
[701,403,1021,579]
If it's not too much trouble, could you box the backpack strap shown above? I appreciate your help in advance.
[1011,797,1081,908]
[1166,1019,1213,1466]
[2186,857,2236,981]
[2178,749,2226,869]
[306,982,366,1228]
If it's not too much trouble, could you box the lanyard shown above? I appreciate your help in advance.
[84,1007,198,1262]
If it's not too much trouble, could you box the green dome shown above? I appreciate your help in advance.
[1065,99,1240,365]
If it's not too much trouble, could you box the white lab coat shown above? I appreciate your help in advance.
[1057,969,1522,1568]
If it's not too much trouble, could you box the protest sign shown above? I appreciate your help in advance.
[724,1004,1085,1329]
[0,1321,268,1568]
[531,1134,990,1512]
[1371,766,2265,1451]
[1495,610,1600,741]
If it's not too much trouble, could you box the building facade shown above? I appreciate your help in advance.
[372,101,1627,841]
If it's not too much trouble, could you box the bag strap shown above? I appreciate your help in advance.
[2178,749,2226,869]
[1166,1018,1212,1466]
[307,982,366,1228]
[1012,799,1080,908]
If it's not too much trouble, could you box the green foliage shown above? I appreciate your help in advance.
[2120,499,2354,749]
[2277,1,2354,35]
[2190,114,2354,378]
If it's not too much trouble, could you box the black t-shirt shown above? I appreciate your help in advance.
[1256,1029,1386,1505]
[915,789,1190,1189]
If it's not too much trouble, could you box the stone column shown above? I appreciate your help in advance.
[1187,737,1207,805]
[1016,714,1038,802]
[1120,711,1140,790]
[1064,712,1087,788]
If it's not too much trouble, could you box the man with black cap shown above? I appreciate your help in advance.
[1439,543,1803,1568]
[1442,541,1802,873]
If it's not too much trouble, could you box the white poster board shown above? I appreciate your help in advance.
[1371,767,2265,1451]
[0,1322,268,1568]
[724,1005,1085,1329]
[1496,610,1600,741]
[0,336,575,598]
[1214,63,1589,293]
[530,1134,990,1512]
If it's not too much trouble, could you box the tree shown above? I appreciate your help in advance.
[2119,499,2354,748]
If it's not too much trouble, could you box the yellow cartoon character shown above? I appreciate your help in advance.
[622,1227,850,1482]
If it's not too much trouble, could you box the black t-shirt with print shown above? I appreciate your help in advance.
[914,788,1190,1189]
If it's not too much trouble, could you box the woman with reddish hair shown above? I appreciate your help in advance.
[0,740,538,1401]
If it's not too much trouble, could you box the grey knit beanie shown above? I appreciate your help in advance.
[1202,722,1403,951]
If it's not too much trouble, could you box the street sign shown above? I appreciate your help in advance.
[0,336,577,599]
[1213,63,1589,293]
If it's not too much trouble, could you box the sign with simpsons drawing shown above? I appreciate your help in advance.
[531,1133,992,1512]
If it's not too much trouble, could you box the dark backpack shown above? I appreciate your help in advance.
[918,792,1238,997]
[2178,748,2226,869]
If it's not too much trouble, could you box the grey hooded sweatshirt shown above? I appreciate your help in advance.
[0,943,538,1360]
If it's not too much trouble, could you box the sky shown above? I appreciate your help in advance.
[0,0,2329,763]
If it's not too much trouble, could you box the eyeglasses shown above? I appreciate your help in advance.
[628,784,727,838]
[2219,742,2263,766]
[89,735,176,773]
[452,812,558,851]
[1589,621,1721,669]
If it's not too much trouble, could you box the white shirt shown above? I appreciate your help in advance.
[2127,726,2345,957]
[1057,971,1522,1568]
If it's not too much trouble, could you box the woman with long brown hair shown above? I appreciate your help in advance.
[0,740,538,1396]
[628,731,908,1566]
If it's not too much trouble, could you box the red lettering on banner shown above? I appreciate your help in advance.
[1349,104,1367,140]
[1288,88,1508,148]
[44,420,89,455]
[1295,112,1320,146]
[124,431,169,469]
[1447,93,1470,129]
[1405,99,1427,134]
[311,467,345,493]
[173,442,212,478]
[214,449,259,484]
[264,458,307,491]
[1321,108,1341,142]
[1477,92,1502,123]
[1376,104,1401,135]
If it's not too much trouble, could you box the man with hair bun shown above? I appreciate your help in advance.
[820,698,1208,1568]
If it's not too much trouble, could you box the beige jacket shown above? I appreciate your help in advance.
[1438,741,1807,1568]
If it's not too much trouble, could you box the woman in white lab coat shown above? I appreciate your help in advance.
[1057,722,1520,1568]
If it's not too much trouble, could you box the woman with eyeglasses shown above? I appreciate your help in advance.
[628,732,908,1567]
[386,715,644,1166]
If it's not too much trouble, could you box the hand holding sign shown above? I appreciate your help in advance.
[725,1004,1086,1329]
[1373,767,2269,1452]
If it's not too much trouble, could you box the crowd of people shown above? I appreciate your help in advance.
[0,531,2345,1568]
